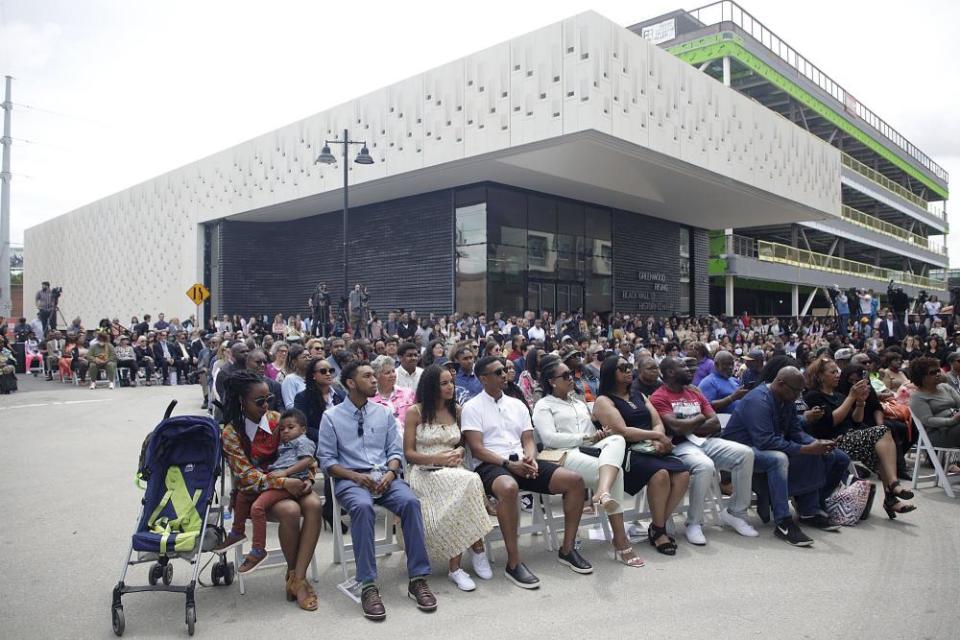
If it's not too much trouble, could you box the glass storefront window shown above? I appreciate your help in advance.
[585,206,611,240]
[527,195,557,232]
[678,227,691,315]
[456,243,486,314]
[456,203,486,246]
[455,184,612,317]
[456,195,487,314]
[558,201,584,236]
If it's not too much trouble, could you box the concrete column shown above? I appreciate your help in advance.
[725,275,735,317]
[792,284,799,318]
[721,57,732,317]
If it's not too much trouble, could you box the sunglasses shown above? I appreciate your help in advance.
[315,367,333,375]
[252,394,274,407]
[483,367,507,377]
[250,359,267,365]
[617,363,634,373]
[927,369,941,376]
[552,371,573,381]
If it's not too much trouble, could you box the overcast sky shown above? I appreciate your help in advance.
[2,0,958,259]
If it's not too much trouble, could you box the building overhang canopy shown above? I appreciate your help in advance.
[229,130,834,229]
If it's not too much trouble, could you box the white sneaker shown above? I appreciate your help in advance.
[108,382,115,390]
[468,549,493,580]
[448,568,476,592]
[89,382,96,390]
[720,509,759,537]
[685,523,707,546]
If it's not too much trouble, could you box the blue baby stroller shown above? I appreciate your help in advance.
[111,401,234,636]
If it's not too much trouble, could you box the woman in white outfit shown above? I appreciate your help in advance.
[532,359,644,568]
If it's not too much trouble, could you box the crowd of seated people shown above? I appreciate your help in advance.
[2,299,954,618]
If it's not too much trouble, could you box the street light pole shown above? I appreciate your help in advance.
[315,130,373,330]
[341,128,349,306]
[0,76,12,319]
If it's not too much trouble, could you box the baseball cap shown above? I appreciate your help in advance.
[946,351,960,364]
[743,348,764,361]
[834,348,855,360]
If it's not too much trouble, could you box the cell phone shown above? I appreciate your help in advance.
[418,464,443,471]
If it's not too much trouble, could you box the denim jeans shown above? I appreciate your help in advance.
[335,478,431,584]
[673,438,755,524]
[753,448,850,521]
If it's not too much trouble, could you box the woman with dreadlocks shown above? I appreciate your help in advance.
[217,370,322,610]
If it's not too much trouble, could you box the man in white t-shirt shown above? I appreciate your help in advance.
[462,356,590,589]
[526,319,546,343]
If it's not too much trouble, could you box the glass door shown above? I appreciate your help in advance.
[527,282,541,315]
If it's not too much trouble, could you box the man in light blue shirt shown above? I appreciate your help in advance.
[453,345,482,403]
[316,360,435,619]
[698,351,749,415]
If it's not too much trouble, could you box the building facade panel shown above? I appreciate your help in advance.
[217,190,454,320]
[612,210,682,317]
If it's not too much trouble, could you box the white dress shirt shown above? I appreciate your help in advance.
[395,365,423,392]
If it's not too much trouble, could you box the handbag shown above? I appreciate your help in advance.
[537,449,567,465]
[824,480,873,526]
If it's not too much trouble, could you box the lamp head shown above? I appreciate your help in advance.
[354,145,374,165]
[315,145,336,165]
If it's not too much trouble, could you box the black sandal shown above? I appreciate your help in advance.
[647,524,677,556]
[883,491,917,520]
[886,481,914,501]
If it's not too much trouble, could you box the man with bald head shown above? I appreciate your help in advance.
[698,350,749,414]
[724,366,850,547]
[215,341,250,404]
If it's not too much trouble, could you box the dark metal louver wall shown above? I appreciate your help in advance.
[218,190,454,319]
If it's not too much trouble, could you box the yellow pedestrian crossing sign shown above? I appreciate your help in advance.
[186,283,210,306]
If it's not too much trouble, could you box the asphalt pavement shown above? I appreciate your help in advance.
[1,375,958,639]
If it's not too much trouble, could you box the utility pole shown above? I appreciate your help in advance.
[0,75,12,319]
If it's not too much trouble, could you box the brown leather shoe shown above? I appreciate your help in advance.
[361,585,386,621]
[407,577,437,611]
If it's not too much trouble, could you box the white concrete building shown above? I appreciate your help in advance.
[25,10,841,325]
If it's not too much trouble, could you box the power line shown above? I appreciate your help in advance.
[11,101,113,128]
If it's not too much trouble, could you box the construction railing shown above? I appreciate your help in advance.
[840,205,946,255]
[716,233,946,290]
[687,0,949,184]
[841,154,936,214]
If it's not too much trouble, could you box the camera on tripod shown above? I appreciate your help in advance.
[51,286,63,299]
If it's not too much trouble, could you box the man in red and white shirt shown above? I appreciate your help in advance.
[650,357,758,546]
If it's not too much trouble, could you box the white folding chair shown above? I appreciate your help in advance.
[233,522,321,595]
[27,354,46,377]
[329,483,404,603]
[539,489,612,549]
[909,410,959,498]
[482,492,556,563]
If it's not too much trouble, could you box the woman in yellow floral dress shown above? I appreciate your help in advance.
[403,365,493,592]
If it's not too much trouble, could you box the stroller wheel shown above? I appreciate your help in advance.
[162,563,174,586]
[148,563,162,586]
[185,605,196,636]
[210,563,222,586]
[111,606,125,636]
[223,562,235,586]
